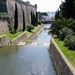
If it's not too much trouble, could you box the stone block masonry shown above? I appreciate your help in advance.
[6,0,37,30]
[0,18,9,33]
[0,0,37,32]
[0,35,10,47]
[49,38,75,75]
[11,32,27,45]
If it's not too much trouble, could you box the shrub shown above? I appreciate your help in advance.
[64,35,75,50]
[10,29,17,34]
[26,25,34,32]
[64,34,72,47]
[68,36,75,50]
[48,19,64,36]
[59,27,74,40]
[38,21,41,25]
[7,18,13,32]
[67,18,75,33]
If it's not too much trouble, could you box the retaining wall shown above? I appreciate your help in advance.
[0,35,10,47]
[11,25,43,45]
[11,32,27,45]
[49,38,75,75]
[0,18,9,33]
[6,0,37,29]
[27,25,43,40]
[0,0,37,31]
[0,25,43,46]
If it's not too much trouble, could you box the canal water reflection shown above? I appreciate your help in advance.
[0,24,56,75]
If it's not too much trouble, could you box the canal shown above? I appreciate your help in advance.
[0,24,57,75]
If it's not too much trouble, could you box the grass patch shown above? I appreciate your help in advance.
[25,25,41,37]
[54,38,75,68]
[25,30,32,36]
[0,25,42,41]
[0,32,22,41]
[32,25,41,32]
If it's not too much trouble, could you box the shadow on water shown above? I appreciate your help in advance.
[0,24,57,75]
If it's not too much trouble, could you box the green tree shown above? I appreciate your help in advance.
[33,13,36,26]
[55,9,60,20]
[35,11,38,26]
[67,18,75,32]
[48,19,63,36]
[31,11,36,26]
[60,0,75,19]
[22,10,25,31]
[14,3,18,31]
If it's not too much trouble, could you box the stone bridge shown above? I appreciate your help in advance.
[42,19,55,24]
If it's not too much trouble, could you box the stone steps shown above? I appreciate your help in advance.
[18,42,26,45]
[31,42,38,46]
[18,42,50,46]
[43,43,49,46]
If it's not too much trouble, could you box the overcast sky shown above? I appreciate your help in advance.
[23,0,64,12]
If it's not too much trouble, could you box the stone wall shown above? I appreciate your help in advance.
[11,32,27,45]
[0,18,9,33]
[11,25,43,45]
[0,0,37,32]
[0,35,10,47]
[49,38,75,75]
[6,0,37,30]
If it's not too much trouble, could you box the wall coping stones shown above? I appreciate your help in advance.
[51,37,75,75]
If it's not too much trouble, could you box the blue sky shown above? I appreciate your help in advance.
[23,0,64,12]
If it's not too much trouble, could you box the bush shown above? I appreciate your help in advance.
[38,21,41,25]
[59,27,74,40]
[64,34,72,47]
[7,18,13,31]
[48,19,64,36]
[64,35,75,50]
[10,29,17,34]
[67,18,75,33]
[68,36,75,50]
[26,25,34,32]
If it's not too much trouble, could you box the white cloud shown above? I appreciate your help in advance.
[23,0,63,12]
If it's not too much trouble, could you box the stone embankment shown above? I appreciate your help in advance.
[0,35,10,47]
[49,37,75,75]
[0,25,43,46]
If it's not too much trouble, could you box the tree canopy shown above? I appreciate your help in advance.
[59,0,75,19]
